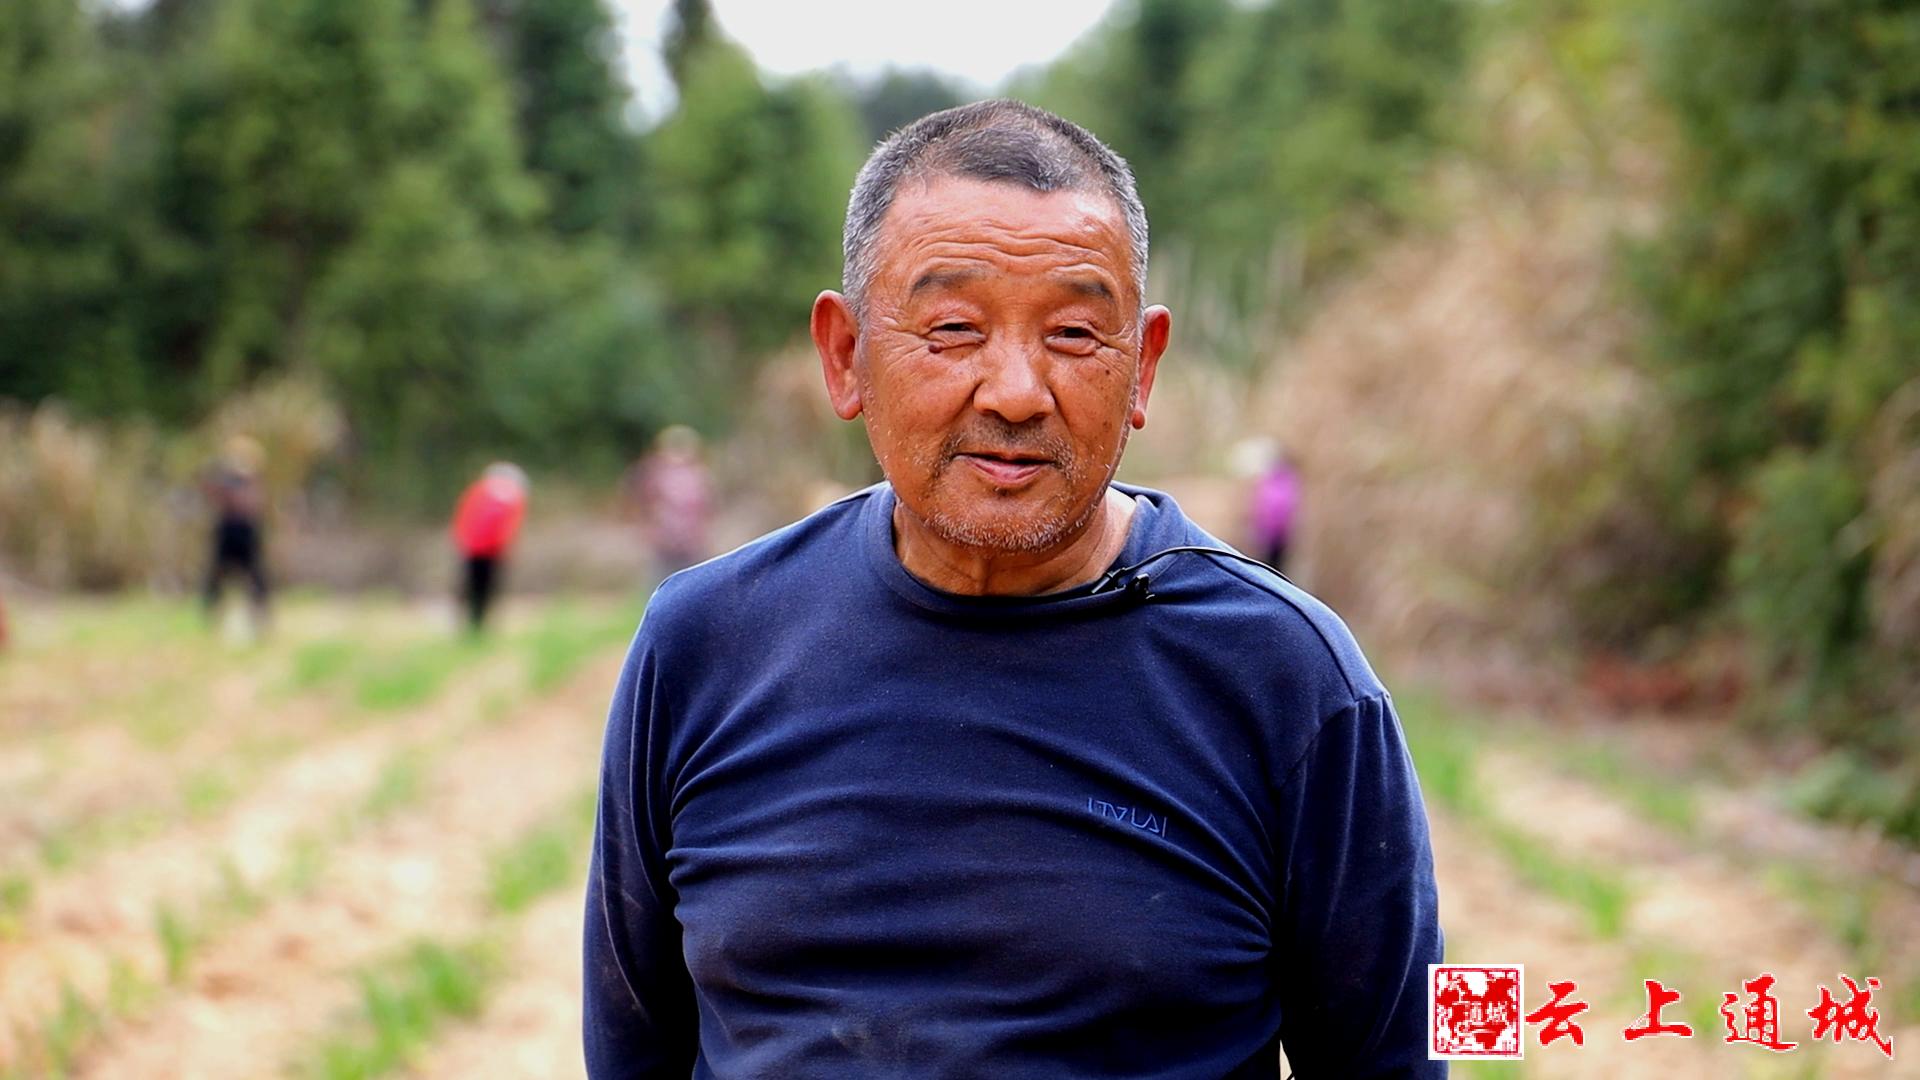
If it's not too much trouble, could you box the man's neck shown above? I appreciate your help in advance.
[892,486,1137,597]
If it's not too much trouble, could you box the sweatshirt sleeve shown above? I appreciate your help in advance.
[1272,691,1445,1079]
[583,627,698,1078]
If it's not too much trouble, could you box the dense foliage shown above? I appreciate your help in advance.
[1024,0,1466,359]
[1633,0,1920,741]
[0,0,127,409]
[1,0,1472,483]
[646,38,861,357]
[0,0,858,502]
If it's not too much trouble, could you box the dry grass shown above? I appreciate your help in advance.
[0,376,344,592]
[0,405,192,591]
[1237,34,1680,655]
[1255,188,1650,643]
[1864,380,1920,683]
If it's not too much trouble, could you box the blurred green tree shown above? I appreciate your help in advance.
[663,0,716,90]
[0,0,139,410]
[1020,0,1465,370]
[1024,0,1233,242]
[111,0,217,54]
[1639,0,1920,724]
[480,0,648,239]
[647,36,861,356]
[1029,0,1465,261]
[1179,0,1466,269]
[121,0,689,500]
[844,69,971,145]
[143,0,545,403]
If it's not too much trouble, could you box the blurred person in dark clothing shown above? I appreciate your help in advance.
[451,462,528,633]
[202,435,271,635]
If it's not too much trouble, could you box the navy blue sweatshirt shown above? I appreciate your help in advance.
[585,483,1443,1079]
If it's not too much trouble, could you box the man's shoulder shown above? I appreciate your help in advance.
[1142,498,1385,706]
[638,484,879,644]
[1212,561,1387,704]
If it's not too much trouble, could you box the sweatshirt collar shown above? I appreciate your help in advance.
[861,481,1181,622]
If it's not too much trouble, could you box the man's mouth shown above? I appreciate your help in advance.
[954,450,1053,486]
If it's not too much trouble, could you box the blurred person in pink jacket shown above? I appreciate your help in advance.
[627,425,713,579]
[1235,436,1300,574]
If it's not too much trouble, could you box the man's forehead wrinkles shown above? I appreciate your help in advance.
[892,226,1120,267]
[893,258,1125,311]
[889,240,1125,288]
[873,182,1136,307]
[902,246,1119,275]
[882,191,1125,253]
[893,214,1117,253]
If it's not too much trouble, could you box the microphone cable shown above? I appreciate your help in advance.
[1090,545,1296,604]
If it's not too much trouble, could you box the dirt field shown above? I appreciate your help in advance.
[1,594,1913,1078]
[0,594,636,1079]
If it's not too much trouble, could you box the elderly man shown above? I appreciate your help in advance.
[585,100,1443,1079]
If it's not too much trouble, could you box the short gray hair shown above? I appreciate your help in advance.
[841,99,1150,318]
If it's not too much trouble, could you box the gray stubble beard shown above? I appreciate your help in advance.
[893,378,1139,557]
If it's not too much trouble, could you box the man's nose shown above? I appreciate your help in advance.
[971,341,1054,425]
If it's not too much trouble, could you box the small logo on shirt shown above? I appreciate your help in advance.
[1086,796,1169,838]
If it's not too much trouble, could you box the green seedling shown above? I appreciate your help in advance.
[301,939,497,1080]
[362,750,429,822]
[154,902,196,984]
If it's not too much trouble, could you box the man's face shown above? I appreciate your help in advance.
[824,176,1166,554]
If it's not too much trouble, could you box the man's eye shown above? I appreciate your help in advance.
[925,322,981,354]
[1050,326,1099,351]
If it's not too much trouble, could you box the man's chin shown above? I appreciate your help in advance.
[923,512,1071,554]
[915,485,1095,555]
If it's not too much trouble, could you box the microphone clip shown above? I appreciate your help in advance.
[1093,544,1295,600]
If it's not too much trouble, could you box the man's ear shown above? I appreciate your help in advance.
[813,290,863,421]
[1130,304,1172,430]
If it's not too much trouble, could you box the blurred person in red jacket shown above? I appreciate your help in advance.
[451,463,528,633]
